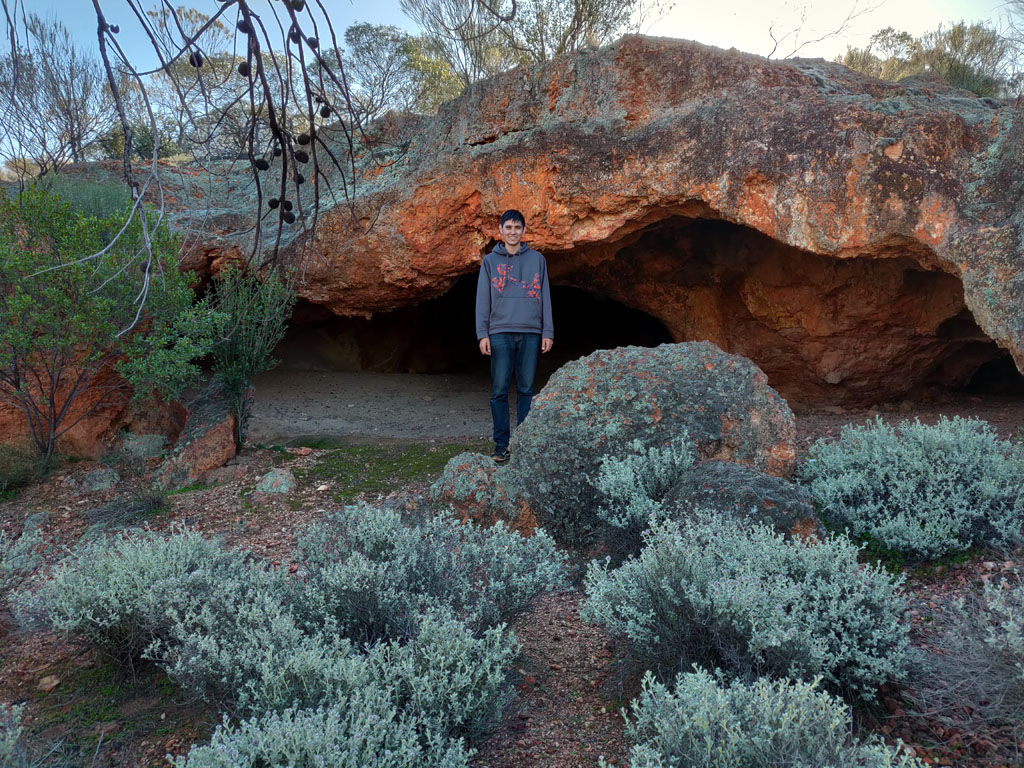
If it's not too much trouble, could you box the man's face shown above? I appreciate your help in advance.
[499,219,524,247]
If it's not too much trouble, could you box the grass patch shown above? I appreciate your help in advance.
[28,658,210,762]
[164,483,208,496]
[0,443,39,497]
[301,441,489,503]
[287,436,349,450]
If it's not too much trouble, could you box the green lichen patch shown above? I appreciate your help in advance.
[300,441,490,503]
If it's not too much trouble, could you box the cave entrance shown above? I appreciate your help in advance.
[549,214,1024,406]
[273,274,673,388]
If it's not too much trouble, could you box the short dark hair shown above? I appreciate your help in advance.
[500,209,525,228]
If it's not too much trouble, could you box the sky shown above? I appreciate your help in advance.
[13,0,1011,68]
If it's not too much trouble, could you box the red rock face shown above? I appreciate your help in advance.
[280,36,1023,405]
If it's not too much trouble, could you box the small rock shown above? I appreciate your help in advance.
[316,484,330,492]
[255,468,297,494]
[121,433,167,460]
[94,721,121,737]
[38,675,61,692]
[290,447,313,457]
[83,468,120,491]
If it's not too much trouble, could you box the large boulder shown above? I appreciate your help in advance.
[502,341,795,542]
[662,460,823,541]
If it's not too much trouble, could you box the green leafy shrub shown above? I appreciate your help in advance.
[172,696,472,768]
[0,188,217,471]
[15,525,251,668]
[293,503,568,640]
[582,514,910,702]
[801,416,1024,560]
[616,668,924,768]
[208,265,295,449]
[917,573,1024,731]
[0,443,38,494]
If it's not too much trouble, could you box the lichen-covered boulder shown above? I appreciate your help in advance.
[507,341,796,543]
[429,452,538,534]
[663,460,823,540]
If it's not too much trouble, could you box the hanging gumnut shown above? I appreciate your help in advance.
[283,211,296,224]
[254,158,270,170]
[188,51,204,67]
[294,150,309,163]
[238,62,250,76]
[268,198,280,209]
[297,133,310,145]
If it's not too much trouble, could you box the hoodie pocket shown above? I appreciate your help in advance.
[491,295,541,329]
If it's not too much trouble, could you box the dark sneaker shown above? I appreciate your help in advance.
[491,448,510,464]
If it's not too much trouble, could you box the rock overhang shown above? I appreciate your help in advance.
[221,36,1023,404]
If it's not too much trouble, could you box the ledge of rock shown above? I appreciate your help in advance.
[273,35,1024,406]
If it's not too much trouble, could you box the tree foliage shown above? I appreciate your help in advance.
[208,265,296,449]
[0,188,217,471]
[0,14,123,179]
[838,22,1020,97]
[400,0,667,86]
[340,23,463,121]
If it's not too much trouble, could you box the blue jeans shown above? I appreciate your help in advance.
[489,332,541,452]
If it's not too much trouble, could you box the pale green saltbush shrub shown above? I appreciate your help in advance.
[21,510,535,760]
[616,668,924,768]
[293,503,568,640]
[0,527,41,601]
[592,436,694,553]
[801,416,1024,559]
[373,610,517,741]
[0,702,26,768]
[14,525,251,667]
[172,695,472,768]
[919,573,1024,729]
[148,579,366,716]
[582,514,910,702]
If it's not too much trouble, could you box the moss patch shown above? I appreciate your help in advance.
[301,441,489,503]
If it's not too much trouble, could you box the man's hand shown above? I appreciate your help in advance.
[479,337,491,355]
[542,338,553,353]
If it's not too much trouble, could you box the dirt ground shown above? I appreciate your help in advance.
[3,372,1024,767]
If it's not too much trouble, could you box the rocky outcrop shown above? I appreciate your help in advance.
[154,379,237,490]
[429,452,538,534]
[277,36,1023,405]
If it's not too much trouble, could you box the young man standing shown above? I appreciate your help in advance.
[475,209,554,463]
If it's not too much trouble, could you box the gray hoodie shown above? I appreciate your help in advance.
[475,243,554,340]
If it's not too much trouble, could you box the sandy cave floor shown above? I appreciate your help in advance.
[248,369,1024,449]
[248,370,496,444]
